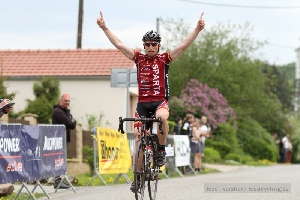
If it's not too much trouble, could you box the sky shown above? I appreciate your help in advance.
[1,0,300,65]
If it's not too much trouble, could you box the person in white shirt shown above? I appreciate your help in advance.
[281,134,290,163]
[190,118,204,172]
[198,116,211,170]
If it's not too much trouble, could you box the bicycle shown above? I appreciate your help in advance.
[118,115,164,200]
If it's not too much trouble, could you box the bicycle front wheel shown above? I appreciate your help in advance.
[134,140,146,200]
[148,165,159,200]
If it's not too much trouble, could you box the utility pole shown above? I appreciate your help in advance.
[294,45,300,112]
[77,0,84,49]
[156,18,160,33]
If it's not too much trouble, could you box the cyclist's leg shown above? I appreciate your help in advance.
[131,126,143,191]
[155,101,169,144]
[131,103,147,190]
[155,101,169,167]
[134,126,143,172]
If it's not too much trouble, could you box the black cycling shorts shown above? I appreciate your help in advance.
[134,100,168,129]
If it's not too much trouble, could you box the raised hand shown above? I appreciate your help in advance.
[0,99,10,108]
[96,11,106,29]
[197,12,205,31]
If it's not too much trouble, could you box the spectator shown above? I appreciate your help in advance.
[51,94,77,189]
[180,114,194,137]
[190,118,203,172]
[198,115,211,170]
[279,138,284,163]
[286,139,293,163]
[173,117,182,135]
[272,133,281,162]
[179,114,194,174]
[281,133,290,163]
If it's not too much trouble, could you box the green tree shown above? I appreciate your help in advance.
[160,19,286,133]
[85,112,105,131]
[262,63,294,111]
[24,77,60,123]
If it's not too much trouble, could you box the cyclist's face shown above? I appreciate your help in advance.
[144,40,160,57]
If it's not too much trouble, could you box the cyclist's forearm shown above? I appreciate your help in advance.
[101,27,134,60]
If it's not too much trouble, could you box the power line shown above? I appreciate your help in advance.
[177,0,300,9]
[267,43,296,49]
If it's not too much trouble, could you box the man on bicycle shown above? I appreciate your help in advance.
[97,11,205,191]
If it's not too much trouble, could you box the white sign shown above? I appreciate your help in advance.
[165,143,174,157]
[173,135,190,167]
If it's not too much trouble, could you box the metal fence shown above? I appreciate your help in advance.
[8,117,30,125]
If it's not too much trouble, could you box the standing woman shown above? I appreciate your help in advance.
[190,118,204,172]
[198,115,211,170]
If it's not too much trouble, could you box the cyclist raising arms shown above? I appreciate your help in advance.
[97,11,205,191]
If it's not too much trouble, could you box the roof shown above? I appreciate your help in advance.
[0,49,137,77]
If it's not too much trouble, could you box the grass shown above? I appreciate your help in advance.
[247,159,276,166]
[0,193,45,200]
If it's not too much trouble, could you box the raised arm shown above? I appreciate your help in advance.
[97,11,134,60]
[170,12,205,60]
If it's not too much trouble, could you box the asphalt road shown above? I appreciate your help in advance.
[16,164,300,200]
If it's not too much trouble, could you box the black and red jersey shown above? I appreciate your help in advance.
[133,51,172,102]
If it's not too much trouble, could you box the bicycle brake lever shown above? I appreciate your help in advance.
[118,117,125,134]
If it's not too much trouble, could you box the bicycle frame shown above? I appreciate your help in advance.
[118,116,163,200]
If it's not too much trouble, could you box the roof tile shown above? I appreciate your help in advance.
[0,49,138,77]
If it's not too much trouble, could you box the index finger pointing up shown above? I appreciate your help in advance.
[100,11,103,19]
[200,12,204,19]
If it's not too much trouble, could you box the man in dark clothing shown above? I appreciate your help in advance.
[51,94,76,189]
[52,94,76,143]
[173,117,182,135]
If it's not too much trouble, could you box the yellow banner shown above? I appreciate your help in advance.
[96,127,131,174]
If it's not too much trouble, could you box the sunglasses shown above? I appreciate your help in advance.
[144,42,159,47]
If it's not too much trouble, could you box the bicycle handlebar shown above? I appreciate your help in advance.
[118,116,163,135]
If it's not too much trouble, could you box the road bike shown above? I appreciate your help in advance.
[118,115,163,200]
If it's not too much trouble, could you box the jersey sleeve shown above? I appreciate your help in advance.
[132,51,140,63]
[167,52,172,63]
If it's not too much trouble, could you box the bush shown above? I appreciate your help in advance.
[225,153,242,163]
[244,138,277,161]
[168,79,237,129]
[82,145,94,175]
[205,139,231,159]
[204,147,221,163]
[237,117,279,162]
[168,120,175,134]
[241,154,254,164]
[211,122,238,152]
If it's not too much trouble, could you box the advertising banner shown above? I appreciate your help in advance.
[165,136,175,170]
[0,124,67,183]
[38,125,67,180]
[173,135,191,167]
[127,132,191,170]
[0,124,24,183]
[97,127,131,174]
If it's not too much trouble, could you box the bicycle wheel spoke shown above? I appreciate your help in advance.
[148,166,159,200]
[134,140,146,200]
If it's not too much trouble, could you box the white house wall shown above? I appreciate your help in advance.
[4,78,137,131]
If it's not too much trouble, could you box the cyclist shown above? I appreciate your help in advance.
[97,11,205,191]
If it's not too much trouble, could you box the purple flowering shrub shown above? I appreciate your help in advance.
[169,79,236,129]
